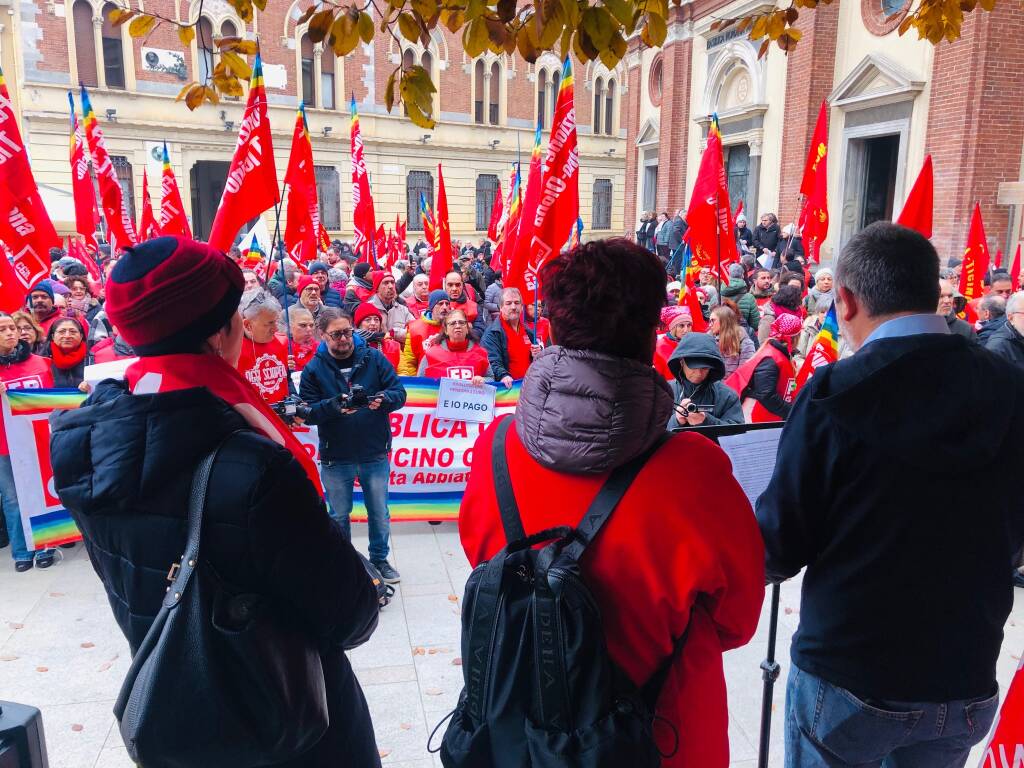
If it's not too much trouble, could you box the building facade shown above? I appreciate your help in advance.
[0,0,627,245]
[623,0,1024,263]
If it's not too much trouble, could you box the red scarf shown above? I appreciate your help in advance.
[49,341,87,370]
[125,353,323,496]
[501,315,533,379]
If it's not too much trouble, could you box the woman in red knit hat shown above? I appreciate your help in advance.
[48,236,382,768]
[354,302,401,370]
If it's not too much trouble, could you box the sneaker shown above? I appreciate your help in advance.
[372,560,401,584]
[14,560,33,573]
[35,552,55,569]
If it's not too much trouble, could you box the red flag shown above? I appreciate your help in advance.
[734,200,743,219]
[66,235,101,282]
[396,215,406,248]
[139,169,159,241]
[284,105,328,265]
[958,203,990,301]
[505,129,542,294]
[494,165,522,273]
[994,249,1003,270]
[68,98,101,255]
[0,253,30,312]
[979,657,1024,767]
[158,142,191,238]
[374,224,386,264]
[487,180,504,241]
[895,154,933,239]
[1011,244,1021,291]
[518,58,579,305]
[684,116,738,270]
[0,194,56,294]
[208,55,279,251]
[797,101,829,263]
[80,87,137,247]
[350,96,378,264]
[430,165,454,290]
[682,268,707,333]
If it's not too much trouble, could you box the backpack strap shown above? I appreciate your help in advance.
[491,417,527,545]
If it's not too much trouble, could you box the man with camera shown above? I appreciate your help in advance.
[300,308,407,583]
[665,332,743,428]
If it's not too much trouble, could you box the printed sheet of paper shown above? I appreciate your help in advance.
[718,428,784,507]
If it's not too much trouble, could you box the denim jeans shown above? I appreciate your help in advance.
[321,458,391,563]
[785,665,999,768]
[0,455,53,564]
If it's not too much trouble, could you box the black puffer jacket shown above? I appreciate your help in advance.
[50,381,381,768]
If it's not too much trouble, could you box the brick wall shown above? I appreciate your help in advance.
[925,1,1024,261]
[776,1,841,226]
[656,34,692,214]
[622,40,642,235]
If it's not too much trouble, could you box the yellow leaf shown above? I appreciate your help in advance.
[251,0,267,10]
[897,14,914,33]
[236,39,258,55]
[581,7,612,48]
[405,97,436,129]
[978,0,995,10]
[785,25,802,41]
[203,85,221,105]
[517,21,539,61]
[411,0,438,20]
[598,46,619,69]
[185,84,204,110]
[177,24,195,46]
[640,12,666,46]
[107,7,136,26]
[750,14,768,38]
[441,9,465,32]
[538,0,564,47]
[576,26,599,58]
[221,50,252,79]
[329,12,359,55]
[461,16,488,57]
[397,11,421,41]
[176,81,197,101]
[385,69,397,112]
[226,0,254,22]
[357,11,375,43]
[737,15,753,32]
[308,8,336,43]
[465,0,486,20]
[609,30,627,59]
[216,35,243,48]
[295,6,317,26]
[766,10,786,38]
[128,14,157,38]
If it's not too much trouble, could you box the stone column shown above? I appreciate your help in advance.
[747,137,762,223]
[93,15,105,89]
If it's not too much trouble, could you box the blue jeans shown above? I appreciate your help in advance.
[0,455,53,564]
[321,458,391,563]
[785,665,999,768]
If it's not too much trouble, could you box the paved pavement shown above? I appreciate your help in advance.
[1,523,1021,767]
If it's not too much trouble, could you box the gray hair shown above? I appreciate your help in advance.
[501,286,523,303]
[980,294,1006,319]
[1007,292,1024,316]
[239,289,282,320]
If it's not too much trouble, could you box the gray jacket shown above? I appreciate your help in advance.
[484,281,503,324]
[665,332,743,428]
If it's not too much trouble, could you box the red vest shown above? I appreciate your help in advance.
[406,317,440,369]
[406,297,429,319]
[654,333,680,382]
[372,337,402,370]
[353,284,373,303]
[725,343,794,423]
[236,335,289,403]
[421,341,489,380]
[0,353,53,454]
[90,337,134,363]
[452,297,478,323]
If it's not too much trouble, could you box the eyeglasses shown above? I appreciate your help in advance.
[446,320,468,328]
[326,329,354,340]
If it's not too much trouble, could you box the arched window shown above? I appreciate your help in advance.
[537,69,548,129]
[321,46,335,109]
[197,17,214,82]
[407,170,434,232]
[421,51,434,119]
[488,61,500,125]
[73,0,98,87]
[474,60,485,124]
[100,2,125,89]
[221,19,237,37]
[593,77,604,135]
[300,34,316,107]
[604,80,615,135]
[592,178,612,230]
[476,174,499,230]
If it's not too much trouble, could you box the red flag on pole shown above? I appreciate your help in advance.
[958,203,990,301]
[895,154,933,239]
[994,249,1003,270]
[797,101,829,263]
[517,57,579,305]
[68,97,101,255]
[350,95,378,264]
[138,168,159,241]
[684,116,738,270]
[430,164,454,290]
[158,142,191,238]
[494,165,522,273]
[80,87,137,247]
[284,105,328,265]
[505,128,543,294]
[734,200,743,219]
[208,55,279,251]
[1010,243,1021,291]
[487,181,504,241]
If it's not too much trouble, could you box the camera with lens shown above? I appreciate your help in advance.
[679,401,715,415]
[335,384,373,411]
[270,395,311,425]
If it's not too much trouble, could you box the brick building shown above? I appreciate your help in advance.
[624,0,1024,263]
[0,0,626,244]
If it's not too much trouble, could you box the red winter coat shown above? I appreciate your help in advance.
[370,337,402,371]
[406,297,429,319]
[0,345,54,454]
[725,342,794,423]
[89,336,134,363]
[654,333,680,381]
[452,297,478,323]
[460,359,764,768]
[418,339,489,380]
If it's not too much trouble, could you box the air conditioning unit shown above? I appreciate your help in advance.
[141,48,188,80]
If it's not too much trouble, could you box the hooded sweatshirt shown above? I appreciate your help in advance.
[757,332,1024,702]
[666,333,743,428]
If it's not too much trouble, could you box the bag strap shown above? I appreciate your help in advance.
[161,433,236,610]
[491,418,527,545]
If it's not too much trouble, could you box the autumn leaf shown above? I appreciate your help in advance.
[185,84,205,110]
[397,11,421,42]
[177,25,195,46]
[176,81,197,101]
[236,39,258,55]
[385,68,397,112]
[107,7,136,26]
[128,14,157,38]
[357,11,375,43]
[221,50,252,80]
[308,8,336,43]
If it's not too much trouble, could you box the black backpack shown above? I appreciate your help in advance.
[434,419,684,767]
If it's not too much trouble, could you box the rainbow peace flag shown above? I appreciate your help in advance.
[793,300,839,394]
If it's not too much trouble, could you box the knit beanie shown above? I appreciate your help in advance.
[353,262,371,280]
[297,274,317,296]
[354,302,384,328]
[308,261,329,275]
[660,305,691,328]
[106,236,243,356]
[371,270,391,292]
[427,289,449,313]
[28,282,54,303]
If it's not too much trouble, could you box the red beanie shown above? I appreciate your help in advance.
[297,274,317,296]
[354,302,383,328]
[106,236,243,355]
[371,270,392,292]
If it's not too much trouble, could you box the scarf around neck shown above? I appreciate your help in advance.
[49,341,87,370]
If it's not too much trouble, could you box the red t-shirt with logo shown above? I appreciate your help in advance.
[236,335,290,404]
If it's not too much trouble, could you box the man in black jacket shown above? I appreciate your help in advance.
[757,222,1022,767]
[986,291,1024,369]
[937,278,977,341]
[481,286,538,387]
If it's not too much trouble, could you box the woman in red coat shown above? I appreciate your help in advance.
[458,239,764,768]
[653,305,693,381]
[417,309,492,385]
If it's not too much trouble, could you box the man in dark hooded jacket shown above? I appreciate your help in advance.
[666,332,743,428]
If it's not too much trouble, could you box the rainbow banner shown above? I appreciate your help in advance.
[3,389,88,550]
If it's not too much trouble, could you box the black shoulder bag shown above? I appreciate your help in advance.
[114,436,329,768]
